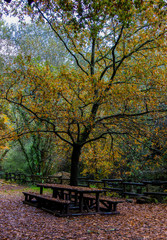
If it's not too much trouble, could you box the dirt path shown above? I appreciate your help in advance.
[0,180,167,239]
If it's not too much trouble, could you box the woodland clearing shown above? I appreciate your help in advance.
[0,180,167,240]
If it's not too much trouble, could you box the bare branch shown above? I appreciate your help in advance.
[95,109,167,124]
[82,130,127,146]
[99,24,124,81]
[35,4,89,76]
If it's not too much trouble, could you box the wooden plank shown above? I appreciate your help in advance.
[103,187,123,192]
[123,192,142,196]
[143,192,167,196]
[122,182,145,186]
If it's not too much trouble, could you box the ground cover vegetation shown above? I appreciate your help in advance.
[0,0,167,184]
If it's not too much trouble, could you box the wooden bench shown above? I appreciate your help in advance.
[83,194,124,214]
[22,192,71,216]
[99,197,124,214]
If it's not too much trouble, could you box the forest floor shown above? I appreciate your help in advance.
[0,179,167,240]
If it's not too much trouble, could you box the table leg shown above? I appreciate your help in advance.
[74,192,78,205]
[61,189,64,199]
[96,193,100,212]
[40,186,43,195]
[53,189,58,198]
[79,193,84,213]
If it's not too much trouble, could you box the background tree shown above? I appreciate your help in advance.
[0,0,167,185]
[0,20,70,175]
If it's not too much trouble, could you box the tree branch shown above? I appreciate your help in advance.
[4,93,73,146]
[95,109,167,124]
[35,4,89,76]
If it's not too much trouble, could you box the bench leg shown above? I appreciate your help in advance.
[112,203,117,212]
[24,194,28,201]
[63,204,69,215]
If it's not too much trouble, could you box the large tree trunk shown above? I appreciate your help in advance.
[70,144,81,186]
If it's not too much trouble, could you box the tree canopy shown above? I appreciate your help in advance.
[0,0,167,185]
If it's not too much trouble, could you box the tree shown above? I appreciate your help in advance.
[0,20,72,175]
[0,0,167,185]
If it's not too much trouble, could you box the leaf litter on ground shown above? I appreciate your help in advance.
[0,180,167,240]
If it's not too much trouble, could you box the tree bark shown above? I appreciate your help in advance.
[70,144,82,186]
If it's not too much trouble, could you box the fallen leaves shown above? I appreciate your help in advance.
[0,181,167,239]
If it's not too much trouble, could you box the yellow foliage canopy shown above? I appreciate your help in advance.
[0,0,167,181]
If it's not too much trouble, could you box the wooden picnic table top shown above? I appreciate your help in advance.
[36,183,105,193]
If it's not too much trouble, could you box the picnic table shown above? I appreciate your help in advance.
[23,183,123,216]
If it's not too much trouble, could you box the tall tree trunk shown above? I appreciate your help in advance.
[70,144,81,186]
